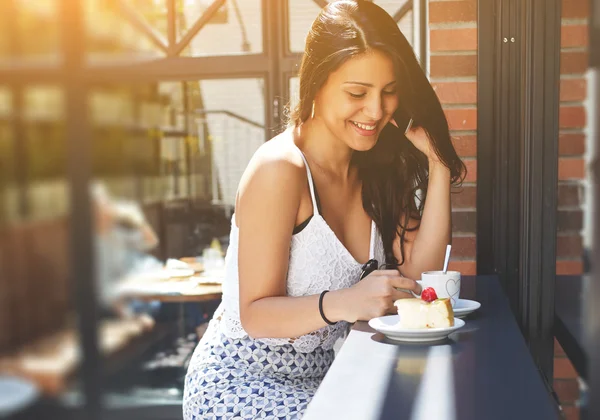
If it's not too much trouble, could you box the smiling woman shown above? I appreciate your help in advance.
[183,1,464,419]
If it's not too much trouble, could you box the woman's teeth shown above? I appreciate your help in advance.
[351,121,376,131]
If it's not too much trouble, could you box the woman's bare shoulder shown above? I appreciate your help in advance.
[238,129,307,201]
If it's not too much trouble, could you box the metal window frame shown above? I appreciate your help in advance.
[477,0,561,387]
[518,0,561,386]
[60,1,102,418]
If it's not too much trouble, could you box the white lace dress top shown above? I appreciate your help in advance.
[213,144,386,353]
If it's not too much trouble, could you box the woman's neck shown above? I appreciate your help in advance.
[294,120,354,180]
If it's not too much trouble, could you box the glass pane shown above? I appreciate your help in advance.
[24,86,68,221]
[288,0,416,53]
[134,0,169,40]
[180,0,263,56]
[0,87,15,224]
[177,0,229,37]
[0,0,60,61]
[289,76,300,116]
[85,0,166,63]
[0,82,72,417]
[375,1,415,46]
[288,0,322,53]
[194,78,265,207]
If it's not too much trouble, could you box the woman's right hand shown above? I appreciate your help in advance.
[337,270,421,323]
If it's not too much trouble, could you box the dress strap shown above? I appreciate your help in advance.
[292,144,320,216]
[369,220,376,260]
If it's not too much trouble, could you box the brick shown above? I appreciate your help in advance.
[430,54,477,78]
[463,159,477,182]
[433,82,477,104]
[554,357,579,379]
[562,0,589,19]
[451,185,476,209]
[556,259,584,275]
[559,133,586,156]
[559,106,586,129]
[430,28,477,52]
[554,379,580,403]
[561,24,589,48]
[447,260,476,275]
[558,184,582,207]
[452,236,476,258]
[452,210,476,233]
[452,135,477,157]
[555,338,566,356]
[445,108,477,130]
[430,0,477,23]
[558,158,585,180]
[562,405,580,420]
[560,79,587,102]
[560,51,589,75]
[556,235,583,258]
[557,209,583,232]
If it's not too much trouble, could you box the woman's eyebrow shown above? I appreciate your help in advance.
[343,81,397,87]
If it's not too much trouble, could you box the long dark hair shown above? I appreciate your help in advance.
[290,0,466,267]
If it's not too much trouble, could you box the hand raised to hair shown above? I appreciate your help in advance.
[390,119,439,163]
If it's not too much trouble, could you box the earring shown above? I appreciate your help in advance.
[311,101,315,119]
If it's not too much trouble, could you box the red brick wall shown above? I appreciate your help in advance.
[557,0,588,276]
[556,1,589,417]
[429,0,478,275]
[555,338,582,420]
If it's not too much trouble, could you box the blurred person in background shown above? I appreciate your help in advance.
[92,182,162,323]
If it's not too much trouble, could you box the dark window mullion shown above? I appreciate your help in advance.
[517,0,561,385]
[60,0,102,417]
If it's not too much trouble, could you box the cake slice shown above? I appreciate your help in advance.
[394,297,454,329]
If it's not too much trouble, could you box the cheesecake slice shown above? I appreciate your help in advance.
[394,298,454,329]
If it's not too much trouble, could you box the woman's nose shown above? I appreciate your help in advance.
[363,96,384,120]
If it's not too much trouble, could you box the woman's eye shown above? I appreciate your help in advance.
[383,90,397,95]
[348,92,366,98]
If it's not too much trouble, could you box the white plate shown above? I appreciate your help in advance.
[368,315,465,343]
[0,375,39,416]
[453,299,481,318]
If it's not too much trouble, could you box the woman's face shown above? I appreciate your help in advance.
[315,49,399,152]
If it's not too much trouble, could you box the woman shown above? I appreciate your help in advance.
[183,1,465,418]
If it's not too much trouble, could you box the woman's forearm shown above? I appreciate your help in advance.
[403,160,452,278]
[240,289,349,339]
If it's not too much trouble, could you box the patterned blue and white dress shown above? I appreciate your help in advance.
[183,145,385,419]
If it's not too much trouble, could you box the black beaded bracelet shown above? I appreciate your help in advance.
[319,290,337,326]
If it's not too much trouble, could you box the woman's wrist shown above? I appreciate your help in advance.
[321,288,354,323]
[428,156,447,170]
[428,158,451,179]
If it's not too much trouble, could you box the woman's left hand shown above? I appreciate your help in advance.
[404,126,439,163]
[389,118,439,163]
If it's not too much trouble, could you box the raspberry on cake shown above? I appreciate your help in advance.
[394,296,454,329]
[421,287,438,302]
